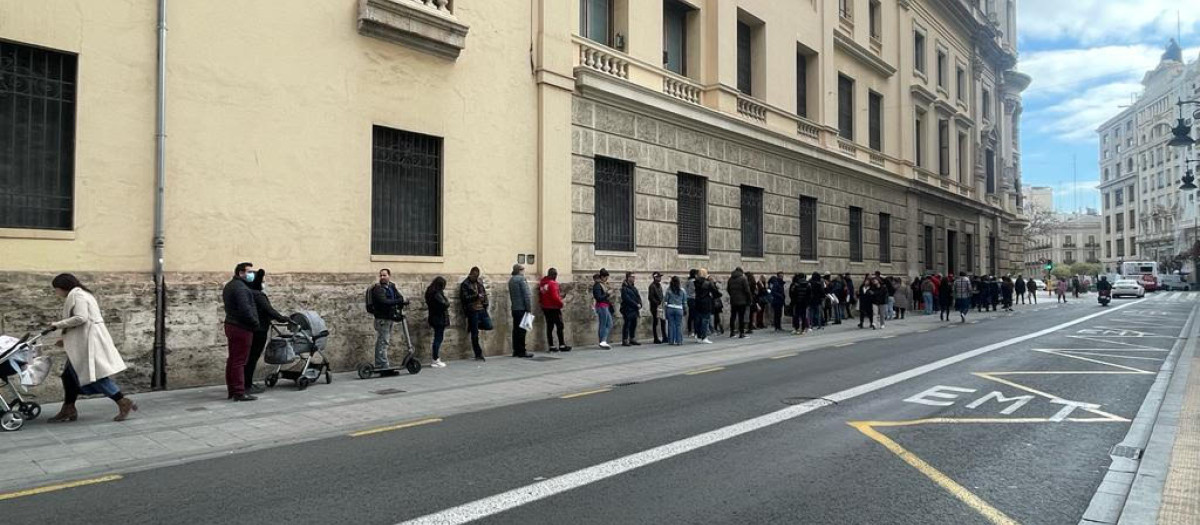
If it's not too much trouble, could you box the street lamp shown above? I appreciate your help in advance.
[1168,98,1200,148]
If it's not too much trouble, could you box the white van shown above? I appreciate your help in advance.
[1160,274,1191,291]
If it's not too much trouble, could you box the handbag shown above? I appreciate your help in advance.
[19,356,53,387]
[519,312,535,331]
[264,337,297,365]
[478,310,495,331]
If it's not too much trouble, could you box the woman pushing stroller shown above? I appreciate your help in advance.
[43,274,137,422]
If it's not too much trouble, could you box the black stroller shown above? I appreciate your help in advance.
[0,332,49,431]
[264,311,332,391]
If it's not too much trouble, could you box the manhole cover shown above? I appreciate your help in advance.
[373,388,406,396]
[1111,445,1143,459]
[613,382,639,387]
[781,397,836,406]
[528,356,560,362]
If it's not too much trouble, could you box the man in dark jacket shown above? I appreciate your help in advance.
[508,264,534,358]
[620,272,642,346]
[1015,275,1027,304]
[808,272,826,330]
[459,267,489,361]
[693,270,715,343]
[371,269,407,374]
[727,268,753,338]
[649,272,666,344]
[223,262,260,401]
[789,274,811,334]
[768,272,786,331]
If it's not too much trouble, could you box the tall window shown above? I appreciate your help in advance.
[740,186,764,257]
[799,196,818,260]
[985,148,996,193]
[965,233,974,272]
[936,50,947,88]
[1103,192,1110,208]
[869,1,882,40]
[838,74,855,140]
[580,0,613,46]
[796,52,809,118]
[737,20,753,95]
[0,42,77,230]
[914,110,926,167]
[982,88,992,120]
[1106,240,1112,258]
[849,206,864,262]
[957,132,968,184]
[663,0,691,75]
[914,31,926,74]
[924,225,934,270]
[1114,188,1123,206]
[839,0,853,19]
[676,173,707,255]
[879,213,891,263]
[371,126,443,256]
[956,66,966,100]
[1105,216,1111,234]
[594,156,635,252]
[938,119,950,176]
[988,235,997,276]
[1130,236,1136,256]
[868,91,883,151]
[1115,213,1124,232]
[1116,238,1125,257]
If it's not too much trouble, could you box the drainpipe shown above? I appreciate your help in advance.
[151,0,168,390]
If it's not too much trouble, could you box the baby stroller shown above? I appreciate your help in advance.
[0,332,51,431]
[264,311,332,391]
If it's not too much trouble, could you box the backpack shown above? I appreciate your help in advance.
[365,285,377,314]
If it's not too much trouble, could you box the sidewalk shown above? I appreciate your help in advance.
[1149,322,1200,525]
[0,303,1069,493]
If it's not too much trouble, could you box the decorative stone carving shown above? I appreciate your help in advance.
[358,0,470,60]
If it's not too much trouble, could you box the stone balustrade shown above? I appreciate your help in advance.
[663,75,702,105]
[837,139,858,156]
[579,43,629,80]
[736,96,768,122]
[796,119,821,140]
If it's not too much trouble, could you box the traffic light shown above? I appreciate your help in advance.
[1044,260,1053,271]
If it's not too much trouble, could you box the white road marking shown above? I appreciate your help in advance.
[396,299,1144,525]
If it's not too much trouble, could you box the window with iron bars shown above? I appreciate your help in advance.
[676,173,707,255]
[594,156,636,252]
[0,41,77,230]
[879,213,891,263]
[849,206,863,262]
[371,126,443,256]
[740,185,764,258]
[799,195,818,260]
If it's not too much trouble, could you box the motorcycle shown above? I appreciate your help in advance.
[1098,289,1111,307]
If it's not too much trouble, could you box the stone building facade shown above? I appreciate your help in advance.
[1024,212,1103,275]
[0,0,1028,395]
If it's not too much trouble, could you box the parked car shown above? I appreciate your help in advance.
[1138,274,1159,292]
[1161,274,1191,291]
[1112,279,1146,298]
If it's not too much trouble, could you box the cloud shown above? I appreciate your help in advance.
[1021,45,1165,98]
[1026,81,1146,142]
[1019,1,1200,45]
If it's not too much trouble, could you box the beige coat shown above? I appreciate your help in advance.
[51,288,127,385]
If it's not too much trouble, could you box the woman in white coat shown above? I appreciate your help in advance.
[46,274,138,422]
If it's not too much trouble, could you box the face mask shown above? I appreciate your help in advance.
[244,273,256,283]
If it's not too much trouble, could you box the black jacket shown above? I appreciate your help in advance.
[789,280,811,309]
[648,281,664,308]
[1015,279,1027,293]
[809,278,826,307]
[425,287,451,328]
[459,279,487,313]
[620,282,642,316]
[694,278,717,314]
[592,281,612,305]
[222,278,260,331]
[252,290,289,330]
[727,271,753,307]
[371,282,406,320]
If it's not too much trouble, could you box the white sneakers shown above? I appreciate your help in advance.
[431,359,446,368]
[599,341,612,349]
[700,338,713,344]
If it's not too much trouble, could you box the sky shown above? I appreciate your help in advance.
[1017,0,1200,212]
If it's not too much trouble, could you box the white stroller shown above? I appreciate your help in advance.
[0,332,52,431]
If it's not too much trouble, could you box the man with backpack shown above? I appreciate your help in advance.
[367,269,406,376]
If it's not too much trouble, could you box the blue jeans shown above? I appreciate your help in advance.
[808,304,823,329]
[886,297,895,320]
[956,298,971,316]
[923,292,934,315]
[666,307,684,344]
[696,313,712,339]
[431,324,445,360]
[596,306,613,343]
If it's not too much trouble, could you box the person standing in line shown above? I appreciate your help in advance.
[752,274,768,331]
[873,278,889,329]
[1015,274,1027,305]
[694,269,715,344]
[620,272,643,346]
[808,272,826,331]
[972,276,984,313]
[727,268,752,339]
[821,275,835,327]
[649,272,666,344]
[593,270,614,349]
[664,276,687,345]
[990,277,1002,312]
[768,272,787,331]
[508,264,534,358]
[685,269,698,338]
[789,274,810,334]
[246,269,289,393]
[910,277,923,313]
[921,276,936,315]
[538,268,571,353]
[1000,276,1014,312]
[858,278,875,329]
[954,272,973,323]
[831,275,846,325]
[880,273,896,321]
[45,274,138,422]
[425,276,451,367]
[843,273,857,321]
[894,277,911,320]
[938,274,955,322]
[1027,276,1039,304]
[459,267,489,361]
[222,262,260,401]
[1056,278,1069,303]
[370,268,407,375]
[712,279,726,335]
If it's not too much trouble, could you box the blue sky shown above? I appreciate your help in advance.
[1017,1,1200,212]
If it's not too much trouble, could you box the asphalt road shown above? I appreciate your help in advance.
[4,293,1194,524]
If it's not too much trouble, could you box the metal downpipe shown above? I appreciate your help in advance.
[151,0,168,390]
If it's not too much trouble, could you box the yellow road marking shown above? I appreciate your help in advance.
[1030,349,1154,373]
[0,475,123,501]
[350,418,443,437]
[685,367,725,375]
[770,353,798,360]
[848,422,1020,525]
[559,388,613,399]
[1054,351,1165,362]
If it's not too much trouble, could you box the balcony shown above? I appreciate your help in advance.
[1062,243,1077,248]
[1084,242,1100,248]
[358,0,469,60]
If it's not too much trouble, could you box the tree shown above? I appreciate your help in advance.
[1023,204,1060,242]
[1070,262,1102,278]
[1051,265,1073,280]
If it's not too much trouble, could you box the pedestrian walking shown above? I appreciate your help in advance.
[459,267,489,361]
[665,276,687,345]
[894,277,911,320]
[1015,275,1026,305]
[538,268,571,353]
[858,279,876,329]
[769,272,787,331]
[370,269,407,375]
[222,262,260,401]
[789,274,811,334]
[508,264,534,358]
[954,272,973,322]
[694,269,716,344]
[1071,276,1081,299]
[620,272,643,346]
[649,272,666,345]
[1056,279,1068,303]
[424,276,451,367]
[938,275,954,321]
[1027,276,1039,304]
[246,269,289,394]
[921,276,935,315]
[45,274,138,422]
[593,269,614,349]
[727,268,753,338]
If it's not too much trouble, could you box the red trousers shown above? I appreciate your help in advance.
[224,323,252,397]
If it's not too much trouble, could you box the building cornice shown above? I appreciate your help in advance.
[833,32,897,78]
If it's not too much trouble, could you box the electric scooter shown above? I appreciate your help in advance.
[356,305,422,379]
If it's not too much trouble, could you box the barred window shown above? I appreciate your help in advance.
[849,206,863,262]
[924,225,934,270]
[0,41,77,230]
[740,185,764,257]
[371,126,442,256]
[879,213,891,263]
[799,195,818,260]
[677,173,707,255]
[594,156,635,252]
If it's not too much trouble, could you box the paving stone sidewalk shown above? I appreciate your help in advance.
[0,303,1070,493]
[1154,344,1200,524]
